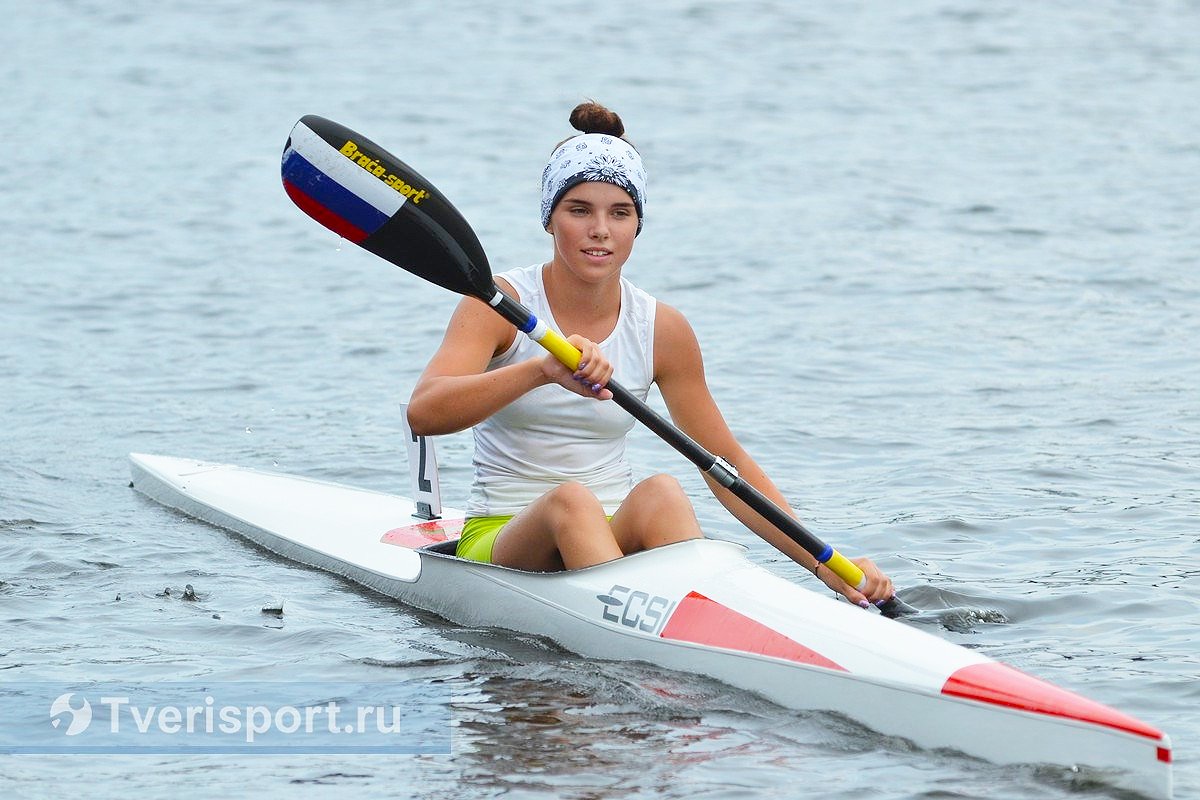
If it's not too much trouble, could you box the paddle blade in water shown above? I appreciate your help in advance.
[281,115,494,300]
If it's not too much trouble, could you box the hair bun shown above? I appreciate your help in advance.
[569,101,624,138]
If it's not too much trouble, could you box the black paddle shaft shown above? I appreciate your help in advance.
[489,291,836,563]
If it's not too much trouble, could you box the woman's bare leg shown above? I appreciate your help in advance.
[609,474,704,554]
[491,475,703,571]
[490,482,622,571]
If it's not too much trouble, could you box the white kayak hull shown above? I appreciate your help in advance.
[129,453,1172,798]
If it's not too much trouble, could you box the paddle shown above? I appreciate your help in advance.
[281,114,914,616]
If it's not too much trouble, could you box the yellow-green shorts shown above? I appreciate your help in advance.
[455,513,615,563]
[456,516,515,563]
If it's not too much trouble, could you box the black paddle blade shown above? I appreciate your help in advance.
[281,115,494,301]
[877,595,921,618]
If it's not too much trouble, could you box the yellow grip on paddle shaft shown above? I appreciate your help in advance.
[536,327,584,371]
[823,551,868,591]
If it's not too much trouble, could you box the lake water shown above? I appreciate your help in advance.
[2,1,1197,798]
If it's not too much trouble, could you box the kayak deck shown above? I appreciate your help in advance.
[128,453,1173,799]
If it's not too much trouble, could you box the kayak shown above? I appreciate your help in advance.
[127,450,1173,799]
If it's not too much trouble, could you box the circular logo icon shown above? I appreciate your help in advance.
[50,693,92,736]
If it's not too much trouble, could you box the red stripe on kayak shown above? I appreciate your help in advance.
[381,519,464,549]
[942,662,1165,742]
[660,591,845,671]
[283,178,369,243]
[1158,746,1171,763]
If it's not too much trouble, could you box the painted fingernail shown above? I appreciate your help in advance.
[591,383,603,393]
[578,361,588,370]
[857,600,871,609]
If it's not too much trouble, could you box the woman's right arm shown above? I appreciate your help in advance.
[407,295,546,435]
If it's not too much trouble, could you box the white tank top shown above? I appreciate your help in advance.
[467,263,657,516]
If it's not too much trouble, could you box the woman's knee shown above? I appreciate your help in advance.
[619,474,703,544]
[543,481,605,522]
[634,474,690,508]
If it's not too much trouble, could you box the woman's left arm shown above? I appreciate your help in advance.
[653,303,893,606]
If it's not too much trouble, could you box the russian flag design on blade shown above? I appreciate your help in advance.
[281,121,405,243]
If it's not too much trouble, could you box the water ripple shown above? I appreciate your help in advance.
[3,1,1196,798]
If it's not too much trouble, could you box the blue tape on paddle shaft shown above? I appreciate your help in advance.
[519,314,537,334]
[817,545,833,563]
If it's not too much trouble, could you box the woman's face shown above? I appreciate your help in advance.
[547,181,639,284]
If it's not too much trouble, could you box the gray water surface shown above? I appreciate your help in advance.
[3,2,1197,798]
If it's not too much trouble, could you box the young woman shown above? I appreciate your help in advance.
[407,102,893,607]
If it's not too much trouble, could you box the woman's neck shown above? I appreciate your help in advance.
[542,261,622,341]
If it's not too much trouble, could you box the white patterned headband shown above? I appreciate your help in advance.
[540,134,647,234]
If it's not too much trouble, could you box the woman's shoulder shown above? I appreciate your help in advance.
[495,263,544,301]
[651,299,703,373]
[652,299,694,339]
